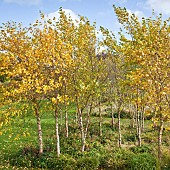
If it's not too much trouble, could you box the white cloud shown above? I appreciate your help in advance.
[96,30,103,40]
[134,10,145,19]
[127,9,145,19]
[46,9,79,23]
[3,0,41,5]
[146,0,170,15]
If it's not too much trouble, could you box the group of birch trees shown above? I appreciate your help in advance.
[0,6,169,160]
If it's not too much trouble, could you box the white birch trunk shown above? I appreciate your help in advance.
[111,103,115,128]
[35,105,43,154]
[55,108,60,157]
[85,103,92,139]
[158,113,164,160]
[118,109,122,147]
[136,104,141,146]
[65,106,69,138]
[79,109,85,152]
[99,100,102,137]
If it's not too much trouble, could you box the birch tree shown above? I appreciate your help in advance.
[113,5,170,158]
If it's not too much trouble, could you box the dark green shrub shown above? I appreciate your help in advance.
[77,156,100,170]
[53,154,77,170]
[10,154,32,168]
[89,122,100,136]
[9,146,38,168]
[9,147,77,169]
[129,153,156,170]
[130,145,152,153]
[60,135,81,156]
[99,148,133,170]
[124,134,137,142]
[113,111,131,119]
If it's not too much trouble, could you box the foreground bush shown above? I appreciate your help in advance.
[8,145,160,170]
[130,145,152,154]
[77,156,99,170]
[99,148,133,170]
[128,153,157,170]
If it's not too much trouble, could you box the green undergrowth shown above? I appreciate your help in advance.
[0,102,170,169]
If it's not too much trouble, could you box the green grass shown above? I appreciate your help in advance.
[0,101,170,169]
[0,102,78,169]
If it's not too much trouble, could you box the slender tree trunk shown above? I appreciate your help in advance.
[65,105,69,138]
[111,103,115,128]
[34,104,43,154]
[60,109,62,131]
[135,86,141,146]
[99,99,102,137]
[55,107,60,157]
[79,109,86,152]
[141,106,145,132]
[158,114,164,161]
[132,110,136,128]
[64,86,68,137]
[85,103,92,139]
[118,108,122,147]
[136,104,141,146]
[75,107,78,124]
[129,105,134,128]
[109,87,115,128]
[129,97,135,128]
[152,108,157,130]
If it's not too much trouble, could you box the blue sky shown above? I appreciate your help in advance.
[0,0,170,33]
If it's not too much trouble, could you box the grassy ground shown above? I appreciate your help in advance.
[0,102,170,169]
